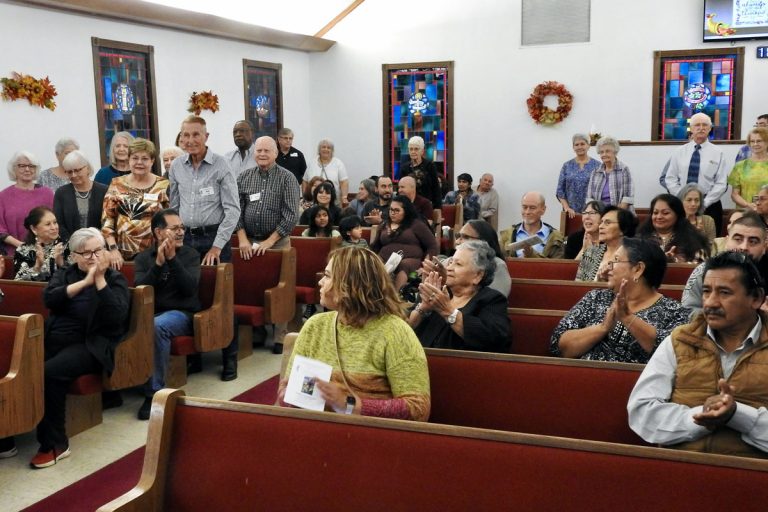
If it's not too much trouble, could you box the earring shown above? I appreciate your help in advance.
[633,276,639,283]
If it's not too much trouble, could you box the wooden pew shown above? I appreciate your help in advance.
[288,237,340,331]
[440,202,463,254]
[123,262,235,385]
[0,278,154,436]
[505,257,696,285]
[98,388,768,512]
[508,307,566,356]
[508,278,684,309]
[291,224,308,236]
[0,313,44,438]
[1,255,12,279]
[232,250,295,349]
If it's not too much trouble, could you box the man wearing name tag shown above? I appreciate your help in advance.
[168,115,241,380]
[236,136,300,354]
[663,112,728,235]
[224,120,255,176]
[499,191,565,258]
[275,127,307,185]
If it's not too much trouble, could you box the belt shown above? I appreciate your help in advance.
[185,224,219,236]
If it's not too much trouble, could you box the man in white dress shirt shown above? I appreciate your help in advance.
[663,112,728,235]
[628,251,768,457]
[224,120,255,175]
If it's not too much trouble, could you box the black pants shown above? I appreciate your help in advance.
[704,200,724,237]
[37,343,101,450]
[182,231,238,358]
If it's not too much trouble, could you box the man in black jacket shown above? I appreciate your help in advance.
[135,208,201,419]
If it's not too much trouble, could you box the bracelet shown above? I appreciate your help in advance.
[625,315,638,329]
[415,304,432,317]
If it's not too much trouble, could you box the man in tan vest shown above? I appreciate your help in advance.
[628,251,768,458]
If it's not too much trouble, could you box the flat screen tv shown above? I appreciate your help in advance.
[704,0,768,42]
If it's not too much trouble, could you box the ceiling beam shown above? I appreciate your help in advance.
[9,0,336,52]
[315,0,364,38]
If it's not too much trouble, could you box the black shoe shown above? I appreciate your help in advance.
[252,325,268,347]
[0,437,17,459]
[221,357,238,381]
[187,354,203,374]
[101,390,123,410]
[137,397,152,420]
[272,343,284,355]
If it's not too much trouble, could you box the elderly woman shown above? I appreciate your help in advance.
[299,181,342,226]
[14,206,67,281]
[160,146,184,177]
[29,227,129,468]
[575,206,637,281]
[279,246,430,421]
[678,183,716,243]
[556,133,602,218]
[565,200,605,259]
[349,178,376,217]
[401,135,442,209]
[38,137,80,191]
[102,138,170,269]
[53,150,108,241]
[729,126,768,209]
[585,136,634,211]
[551,238,690,363]
[94,131,135,186]
[371,195,438,290]
[302,139,349,207]
[0,151,55,256]
[637,194,710,263]
[411,240,509,352]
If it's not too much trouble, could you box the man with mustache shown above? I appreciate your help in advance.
[134,208,201,420]
[628,250,768,457]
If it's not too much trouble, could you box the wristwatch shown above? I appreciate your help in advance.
[447,309,460,325]
[345,395,356,415]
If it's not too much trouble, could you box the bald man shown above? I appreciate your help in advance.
[398,175,434,227]
[663,112,728,234]
[499,191,565,258]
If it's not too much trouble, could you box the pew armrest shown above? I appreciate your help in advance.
[0,313,44,438]
[104,286,155,390]
[194,263,234,352]
[264,248,296,324]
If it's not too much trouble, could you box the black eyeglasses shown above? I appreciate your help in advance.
[73,248,104,259]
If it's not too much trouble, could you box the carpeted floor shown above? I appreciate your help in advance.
[20,375,280,512]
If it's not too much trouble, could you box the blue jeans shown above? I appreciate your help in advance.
[147,310,193,395]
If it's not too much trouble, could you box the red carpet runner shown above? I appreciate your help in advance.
[21,375,280,512]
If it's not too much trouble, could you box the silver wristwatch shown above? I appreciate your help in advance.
[447,309,460,325]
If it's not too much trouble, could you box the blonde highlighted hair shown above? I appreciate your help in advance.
[328,246,407,327]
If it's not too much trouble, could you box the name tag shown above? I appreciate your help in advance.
[290,153,298,157]
[143,193,159,201]
[199,186,215,197]
[249,193,261,202]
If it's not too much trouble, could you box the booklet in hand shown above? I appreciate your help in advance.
[284,355,333,411]
[506,235,543,253]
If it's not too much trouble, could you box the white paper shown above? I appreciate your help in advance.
[506,235,543,253]
[284,355,333,411]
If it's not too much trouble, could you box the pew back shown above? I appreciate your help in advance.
[232,250,295,326]
[505,258,695,285]
[290,236,340,304]
[508,278,684,309]
[508,307,566,356]
[0,279,47,318]
[99,389,768,512]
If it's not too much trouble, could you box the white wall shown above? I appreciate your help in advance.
[0,2,311,184]
[316,0,768,228]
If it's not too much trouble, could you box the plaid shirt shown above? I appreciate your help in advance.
[236,163,300,239]
[586,160,634,208]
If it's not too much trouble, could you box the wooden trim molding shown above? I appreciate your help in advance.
[17,0,335,52]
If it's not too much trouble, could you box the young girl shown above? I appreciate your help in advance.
[339,215,368,247]
[301,205,341,238]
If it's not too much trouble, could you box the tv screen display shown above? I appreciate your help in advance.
[704,0,768,42]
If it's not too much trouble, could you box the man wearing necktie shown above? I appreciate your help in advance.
[664,112,729,235]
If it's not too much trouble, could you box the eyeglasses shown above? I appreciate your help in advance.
[65,166,87,175]
[16,164,36,170]
[73,248,104,259]
[581,210,599,216]
[456,232,479,241]
[606,260,633,270]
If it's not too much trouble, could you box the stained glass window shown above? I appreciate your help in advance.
[653,48,744,141]
[383,62,453,184]
[91,38,159,168]
[243,60,282,139]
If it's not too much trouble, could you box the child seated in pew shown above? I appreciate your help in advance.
[338,215,368,248]
[301,205,340,238]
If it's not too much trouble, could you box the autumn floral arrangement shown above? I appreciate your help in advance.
[526,81,572,125]
[188,90,219,115]
[1,72,57,111]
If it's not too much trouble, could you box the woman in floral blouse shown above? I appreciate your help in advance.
[14,206,67,281]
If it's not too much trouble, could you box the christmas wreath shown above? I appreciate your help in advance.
[526,81,572,125]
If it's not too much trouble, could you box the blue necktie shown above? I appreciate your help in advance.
[687,144,701,184]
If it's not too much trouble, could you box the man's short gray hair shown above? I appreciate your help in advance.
[690,112,712,126]
[459,240,497,288]
[68,227,105,253]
